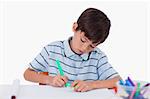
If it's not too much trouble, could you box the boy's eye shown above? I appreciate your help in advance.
[81,38,86,43]
[90,45,95,48]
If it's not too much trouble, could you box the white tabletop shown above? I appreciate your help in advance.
[0,84,122,99]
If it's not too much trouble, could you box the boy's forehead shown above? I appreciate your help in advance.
[82,33,100,46]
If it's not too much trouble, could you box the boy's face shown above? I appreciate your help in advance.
[71,23,99,55]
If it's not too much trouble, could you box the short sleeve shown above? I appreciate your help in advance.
[97,53,119,80]
[29,45,50,72]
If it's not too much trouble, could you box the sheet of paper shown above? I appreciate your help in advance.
[18,85,119,99]
[0,85,121,99]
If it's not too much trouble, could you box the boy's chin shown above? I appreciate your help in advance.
[77,50,84,55]
[76,52,83,55]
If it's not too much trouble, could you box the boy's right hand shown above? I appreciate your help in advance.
[51,74,68,87]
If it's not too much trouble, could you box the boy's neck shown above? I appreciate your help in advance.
[69,37,81,56]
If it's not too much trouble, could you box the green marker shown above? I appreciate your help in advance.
[56,59,70,87]
[135,82,141,97]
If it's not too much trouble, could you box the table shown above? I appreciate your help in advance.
[0,84,122,99]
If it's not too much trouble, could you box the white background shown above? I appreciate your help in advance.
[0,0,150,84]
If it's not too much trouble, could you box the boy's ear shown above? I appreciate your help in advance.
[72,22,78,32]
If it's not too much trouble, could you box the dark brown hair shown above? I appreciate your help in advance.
[76,8,111,44]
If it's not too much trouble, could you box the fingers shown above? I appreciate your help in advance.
[52,75,68,87]
[75,83,85,92]
[80,85,89,92]
[60,76,68,84]
[71,80,79,87]
[57,78,65,87]
[72,80,90,92]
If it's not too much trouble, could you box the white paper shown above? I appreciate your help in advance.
[18,85,120,99]
[0,84,121,99]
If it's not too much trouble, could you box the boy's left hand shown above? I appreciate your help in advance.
[71,80,94,92]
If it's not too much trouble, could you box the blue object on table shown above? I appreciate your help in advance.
[119,79,124,85]
[127,76,135,86]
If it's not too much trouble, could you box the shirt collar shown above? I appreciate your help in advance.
[63,37,89,61]
[80,53,89,61]
[63,37,75,57]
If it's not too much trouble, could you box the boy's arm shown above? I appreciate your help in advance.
[71,76,121,92]
[24,68,53,85]
[92,76,121,89]
[24,68,68,87]
[72,53,121,92]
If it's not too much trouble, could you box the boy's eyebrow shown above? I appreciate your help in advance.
[91,43,97,47]
[84,37,97,47]
[91,40,101,47]
[94,41,101,45]
[83,36,88,41]
[82,33,100,47]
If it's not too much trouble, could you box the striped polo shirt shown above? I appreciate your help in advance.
[29,37,119,83]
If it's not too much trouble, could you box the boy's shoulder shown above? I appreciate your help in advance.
[45,40,64,49]
[92,47,107,58]
[93,47,103,54]
[48,41,64,46]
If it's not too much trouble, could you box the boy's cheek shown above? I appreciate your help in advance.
[77,43,82,49]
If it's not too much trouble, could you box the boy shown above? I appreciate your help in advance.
[24,8,121,92]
